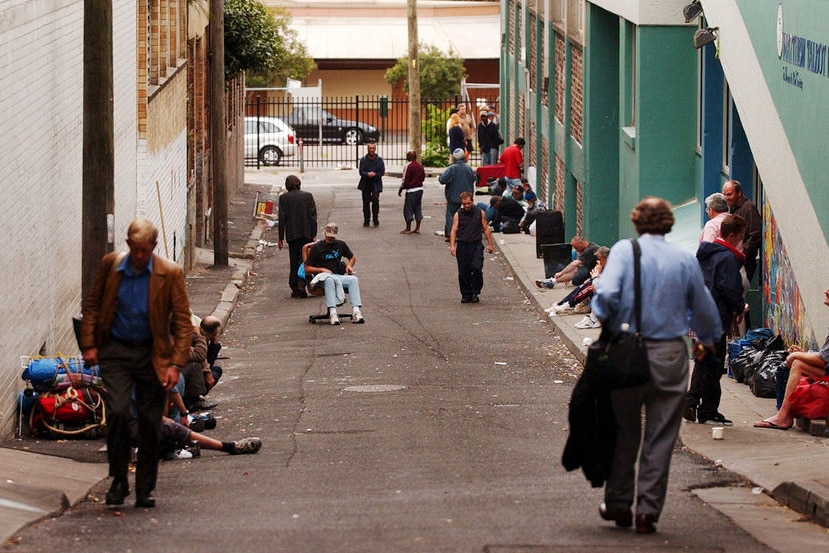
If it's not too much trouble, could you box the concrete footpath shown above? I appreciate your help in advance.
[2,168,829,544]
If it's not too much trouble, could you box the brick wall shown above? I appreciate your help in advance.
[570,45,584,145]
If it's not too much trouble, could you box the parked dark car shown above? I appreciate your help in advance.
[283,107,379,145]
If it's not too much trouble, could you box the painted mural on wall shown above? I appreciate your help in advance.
[762,199,817,350]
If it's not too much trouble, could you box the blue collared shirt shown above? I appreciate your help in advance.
[110,254,153,342]
[592,234,721,344]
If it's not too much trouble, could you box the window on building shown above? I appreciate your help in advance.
[567,0,584,44]
[696,47,703,152]
[624,21,636,128]
[551,0,565,27]
[722,82,732,175]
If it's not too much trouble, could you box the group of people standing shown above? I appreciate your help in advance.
[446,102,502,165]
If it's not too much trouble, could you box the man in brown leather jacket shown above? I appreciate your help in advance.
[81,218,192,509]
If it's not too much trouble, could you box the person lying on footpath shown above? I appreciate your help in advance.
[159,415,262,460]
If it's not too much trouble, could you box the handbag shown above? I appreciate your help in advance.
[585,239,650,389]
[788,376,829,420]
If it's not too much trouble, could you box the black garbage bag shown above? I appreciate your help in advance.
[749,350,788,398]
[731,347,766,384]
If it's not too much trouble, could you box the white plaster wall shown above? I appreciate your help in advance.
[113,0,140,244]
[139,131,189,264]
[590,0,693,26]
[0,0,85,436]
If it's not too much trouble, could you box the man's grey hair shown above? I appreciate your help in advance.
[705,192,728,214]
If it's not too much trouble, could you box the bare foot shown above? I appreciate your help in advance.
[400,229,412,234]
[412,229,420,234]
[753,419,791,430]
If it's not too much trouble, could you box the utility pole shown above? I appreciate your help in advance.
[211,0,229,266]
[82,0,114,299]
[407,0,421,154]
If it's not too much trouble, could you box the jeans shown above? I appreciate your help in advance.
[481,148,499,166]
[322,274,362,309]
[505,177,523,192]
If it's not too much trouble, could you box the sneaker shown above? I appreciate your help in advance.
[352,308,365,324]
[534,279,555,289]
[230,437,263,455]
[329,310,341,325]
[573,302,591,314]
[698,412,733,426]
[547,303,571,315]
[574,316,601,329]
[174,449,193,460]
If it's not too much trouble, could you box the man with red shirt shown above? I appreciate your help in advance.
[498,137,525,192]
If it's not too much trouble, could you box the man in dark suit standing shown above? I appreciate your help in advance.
[81,219,192,508]
[278,175,318,298]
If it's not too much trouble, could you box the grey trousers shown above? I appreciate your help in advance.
[604,338,689,519]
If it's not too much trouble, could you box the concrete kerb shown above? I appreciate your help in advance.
[493,233,598,365]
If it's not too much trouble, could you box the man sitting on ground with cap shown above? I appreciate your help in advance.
[519,191,547,234]
[303,223,365,325]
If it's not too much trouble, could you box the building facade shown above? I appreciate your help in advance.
[502,0,829,347]
[0,0,193,435]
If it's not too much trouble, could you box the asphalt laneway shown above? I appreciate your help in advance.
[6,175,778,552]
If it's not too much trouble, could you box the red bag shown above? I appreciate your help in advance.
[36,387,101,423]
[789,377,829,419]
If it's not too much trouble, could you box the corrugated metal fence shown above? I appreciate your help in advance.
[244,95,499,168]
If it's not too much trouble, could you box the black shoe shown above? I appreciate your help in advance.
[698,412,733,426]
[189,398,217,412]
[461,297,472,303]
[363,221,370,227]
[135,494,156,508]
[189,417,206,432]
[373,220,380,227]
[599,503,632,527]
[202,414,217,430]
[683,405,697,423]
[635,513,657,534]
[471,295,480,303]
[105,477,130,506]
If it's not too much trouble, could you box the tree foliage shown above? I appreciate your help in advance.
[224,0,314,84]
[384,44,467,101]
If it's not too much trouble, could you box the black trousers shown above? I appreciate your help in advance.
[361,189,380,224]
[100,339,166,495]
[456,240,484,299]
[288,237,313,293]
[687,334,727,419]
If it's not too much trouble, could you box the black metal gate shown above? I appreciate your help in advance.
[244,95,499,169]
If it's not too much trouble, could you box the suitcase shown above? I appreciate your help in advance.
[475,164,506,186]
[534,210,565,258]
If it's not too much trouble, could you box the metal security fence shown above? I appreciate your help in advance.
[244,95,499,169]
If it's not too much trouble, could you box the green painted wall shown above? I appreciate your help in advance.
[739,0,829,242]
[584,4,621,246]
[617,24,697,236]
[635,26,698,205]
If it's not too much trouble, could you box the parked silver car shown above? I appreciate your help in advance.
[244,116,297,166]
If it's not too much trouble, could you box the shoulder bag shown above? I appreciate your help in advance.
[585,239,650,389]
